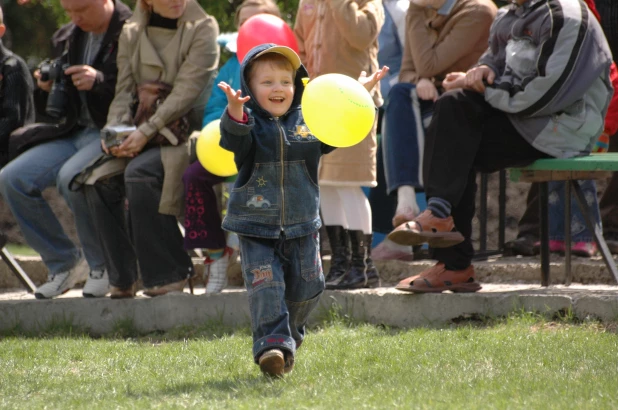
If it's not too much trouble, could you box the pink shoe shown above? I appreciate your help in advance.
[571,242,598,257]
[549,240,565,253]
[371,241,414,262]
[534,240,565,254]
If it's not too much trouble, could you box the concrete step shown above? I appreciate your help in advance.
[1,254,616,335]
[2,253,617,290]
[1,284,617,335]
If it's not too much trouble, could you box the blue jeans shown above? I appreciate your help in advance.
[238,232,324,363]
[383,82,434,194]
[0,127,105,274]
[548,180,601,242]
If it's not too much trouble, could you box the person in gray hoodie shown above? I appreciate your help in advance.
[388,0,614,293]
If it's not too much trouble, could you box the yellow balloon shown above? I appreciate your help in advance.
[301,73,375,147]
[196,120,238,177]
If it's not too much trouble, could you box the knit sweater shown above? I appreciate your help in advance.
[0,41,35,166]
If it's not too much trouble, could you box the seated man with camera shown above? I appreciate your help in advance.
[0,0,132,299]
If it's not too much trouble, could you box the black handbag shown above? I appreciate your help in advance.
[8,121,75,163]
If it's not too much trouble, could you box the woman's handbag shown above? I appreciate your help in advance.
[132,80,190,146]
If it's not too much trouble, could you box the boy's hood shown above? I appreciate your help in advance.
[239,43,309,118]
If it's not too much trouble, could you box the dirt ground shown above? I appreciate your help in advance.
[0,189,79,246]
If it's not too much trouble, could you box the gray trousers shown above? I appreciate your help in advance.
[85,147,193,289]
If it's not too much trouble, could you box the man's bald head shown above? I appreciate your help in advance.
[60,0,115,34]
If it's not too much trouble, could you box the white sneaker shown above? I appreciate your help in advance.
[35,257,89,299]
[204,247,231,293]
[83,268,110,298]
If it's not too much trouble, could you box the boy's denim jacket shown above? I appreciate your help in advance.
[220,44,336,239]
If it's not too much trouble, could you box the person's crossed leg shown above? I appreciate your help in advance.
[388,90,548,293]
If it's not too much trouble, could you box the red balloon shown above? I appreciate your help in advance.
[236,14,299,64]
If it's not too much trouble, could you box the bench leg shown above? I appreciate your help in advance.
[571,181,618,283]
[539,182,550,287]
[499,169,506,250]
[565,182,572,286]
[1,247,37,293]
[480,173,488,252]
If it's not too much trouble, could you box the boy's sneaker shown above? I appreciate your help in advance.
[83,269,110,298]
[35,258,89,299]
[204,247,232,293]
[259,349,285,378]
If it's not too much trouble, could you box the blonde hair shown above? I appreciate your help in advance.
[246,52,295,85]
[234,0,281,28]
[0,6,4,25]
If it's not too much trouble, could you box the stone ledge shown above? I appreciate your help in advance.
[2,254,616,290]
[0,255,242,289]
[0,285,617,335]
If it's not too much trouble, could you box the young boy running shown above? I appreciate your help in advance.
[218,43,386,377]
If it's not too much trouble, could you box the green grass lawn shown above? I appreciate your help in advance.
[0,314,617,409]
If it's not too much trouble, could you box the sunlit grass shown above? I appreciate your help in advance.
[0,313,616,409]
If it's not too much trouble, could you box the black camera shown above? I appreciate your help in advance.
[38,56,70,118]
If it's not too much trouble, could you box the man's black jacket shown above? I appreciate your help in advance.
[0,40,35,165]
[34,0,132,129]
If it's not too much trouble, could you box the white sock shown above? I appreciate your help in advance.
[396,186,420,215]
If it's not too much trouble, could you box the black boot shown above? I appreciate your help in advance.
[324,225,350,288]
[333,231,381,289]
[364,233,381,287]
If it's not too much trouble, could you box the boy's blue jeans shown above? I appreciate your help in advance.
[239,232,324,363]
[548,180,601,242]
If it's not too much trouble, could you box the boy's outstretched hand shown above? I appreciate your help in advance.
[218,81,251,121]
[358,66,389,92]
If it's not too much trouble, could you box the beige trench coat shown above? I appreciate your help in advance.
[295,0,384,187]
[90,0,219,216]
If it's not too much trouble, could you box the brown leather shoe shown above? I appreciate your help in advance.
[395,262,481,293]
[388,210,464,248]
[143,279,187,297]
[259,349,285,378]
[371,241,414,262]
[110,283,137,299]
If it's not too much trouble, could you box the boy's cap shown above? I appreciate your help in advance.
[254,46,301,70]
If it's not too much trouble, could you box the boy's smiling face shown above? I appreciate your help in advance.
[249,61,295,118]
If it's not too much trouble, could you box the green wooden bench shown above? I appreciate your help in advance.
[510,153,618,286]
